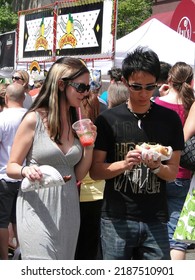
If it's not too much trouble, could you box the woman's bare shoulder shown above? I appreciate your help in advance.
[23,109,48,129]
[22,111,37,128]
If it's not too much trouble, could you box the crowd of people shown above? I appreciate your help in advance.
[0,46,195,260]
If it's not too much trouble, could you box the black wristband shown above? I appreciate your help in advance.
[151,165,161,174]
[21,166,26,178]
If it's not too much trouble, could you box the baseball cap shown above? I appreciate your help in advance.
[21,165,71,192]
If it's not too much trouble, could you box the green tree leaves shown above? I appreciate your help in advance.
[0,2,18,33]
[117,0,152,39]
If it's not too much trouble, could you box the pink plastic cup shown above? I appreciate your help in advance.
[72,119,95,147]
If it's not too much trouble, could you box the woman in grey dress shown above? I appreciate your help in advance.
[6,57,96,260]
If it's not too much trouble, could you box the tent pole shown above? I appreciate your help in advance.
[112,0,118,68]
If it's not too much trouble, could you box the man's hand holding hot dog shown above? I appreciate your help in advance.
[135,143,173,174]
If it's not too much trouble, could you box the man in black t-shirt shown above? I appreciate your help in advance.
[90,47,184,260]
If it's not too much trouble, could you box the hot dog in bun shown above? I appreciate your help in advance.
[136,142,172,158]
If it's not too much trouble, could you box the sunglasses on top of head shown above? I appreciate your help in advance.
[128,83,157,91]
[12,76,24,81]
[67,81,90,93]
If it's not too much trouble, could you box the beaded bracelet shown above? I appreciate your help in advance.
[21,166,26,178]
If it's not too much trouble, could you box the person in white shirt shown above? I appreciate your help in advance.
[0,83,27,259]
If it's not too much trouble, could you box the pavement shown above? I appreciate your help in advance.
[186,246,195,260]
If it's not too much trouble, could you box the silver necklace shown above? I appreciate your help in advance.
[127,102,152,129]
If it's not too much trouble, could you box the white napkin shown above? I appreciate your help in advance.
[141,146,173,161]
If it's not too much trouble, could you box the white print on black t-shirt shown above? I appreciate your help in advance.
[114,165,160,194]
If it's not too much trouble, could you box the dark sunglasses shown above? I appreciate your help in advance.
[128,83,157,91]
[68,81,90,93]
[12,76,24,81]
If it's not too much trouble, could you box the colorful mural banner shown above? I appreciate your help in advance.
[56,2,103,56]
[17,0,114,62]
[22,9,54,58]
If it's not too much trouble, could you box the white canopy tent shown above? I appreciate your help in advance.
[115,18,195,69]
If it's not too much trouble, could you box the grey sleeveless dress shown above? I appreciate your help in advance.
[17,112,82,260]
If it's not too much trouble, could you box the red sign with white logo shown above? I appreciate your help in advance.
[170,0,195,42]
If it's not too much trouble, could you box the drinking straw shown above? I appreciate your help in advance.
[78,107,82,120]
[77,107,85,130]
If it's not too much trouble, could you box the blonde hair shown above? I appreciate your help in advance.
[14,70,29,91]
[28,57,89,144]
